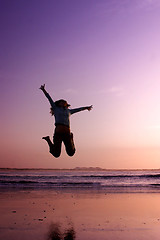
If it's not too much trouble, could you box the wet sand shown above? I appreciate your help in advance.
[0,189,160,240]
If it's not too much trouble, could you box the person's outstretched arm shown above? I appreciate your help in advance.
[70,105,93,114]
[39,84,55,108]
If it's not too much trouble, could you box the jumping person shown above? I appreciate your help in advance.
[40,84,93,158]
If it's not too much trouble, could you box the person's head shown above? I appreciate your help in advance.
[50,99,70,116]
[55,99,70,108]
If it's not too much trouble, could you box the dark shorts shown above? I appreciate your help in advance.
[50,125,75,157]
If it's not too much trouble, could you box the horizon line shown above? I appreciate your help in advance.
[0,167,160,171]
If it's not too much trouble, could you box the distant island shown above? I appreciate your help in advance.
[73,167,106,171]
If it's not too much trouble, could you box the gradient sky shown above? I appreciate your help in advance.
[1,0,160,169]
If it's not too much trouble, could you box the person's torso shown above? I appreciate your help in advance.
[54,107,71,127]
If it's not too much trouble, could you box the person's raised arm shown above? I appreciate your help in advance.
[39,84,55,108]
[70,105,93,114]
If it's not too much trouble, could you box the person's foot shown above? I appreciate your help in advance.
[42,136,50,141]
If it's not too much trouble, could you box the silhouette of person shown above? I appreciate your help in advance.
[40,84,93,158]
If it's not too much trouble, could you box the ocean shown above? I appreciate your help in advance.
[1,169,160,193]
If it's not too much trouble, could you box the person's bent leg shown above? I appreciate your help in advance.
[42,136,53,151]
[63,132,76,157]
[42,135,62,158]
[51,132,62,158]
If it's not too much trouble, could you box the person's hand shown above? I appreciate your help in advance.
[87,105,93,111]
[39,84,45,91]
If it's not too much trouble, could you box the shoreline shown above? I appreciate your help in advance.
[1,187,160,194]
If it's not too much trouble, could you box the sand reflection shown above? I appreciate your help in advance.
[47,222,76,240]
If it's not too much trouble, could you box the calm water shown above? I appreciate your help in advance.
[1,169,160,192]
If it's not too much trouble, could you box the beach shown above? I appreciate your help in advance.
[1,188,160,240]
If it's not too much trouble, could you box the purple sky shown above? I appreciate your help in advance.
[1,0,160,169]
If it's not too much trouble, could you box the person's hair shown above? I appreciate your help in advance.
[50,107,54,116]
[55,99,69,107]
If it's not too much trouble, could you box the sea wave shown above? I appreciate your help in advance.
[1,170,160,192]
